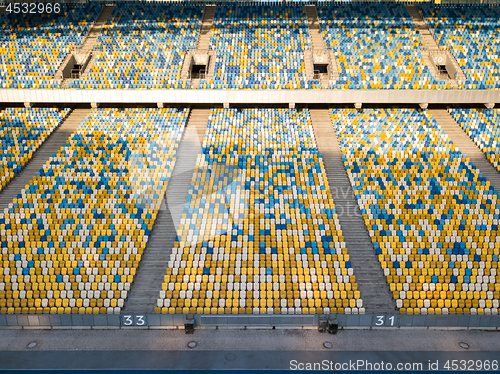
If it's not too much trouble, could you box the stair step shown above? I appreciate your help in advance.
[80,6,114,51]
[405,5,451,82]
[123,109,209,313]
[57,5,114,84]
[430,109,500,192]
[196,5,216,49]
[310,109,394,313]
[0,109,88,210]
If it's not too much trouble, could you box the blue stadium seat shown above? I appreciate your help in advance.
[157,108,363,315]
[331,107,500,315]
[0,108,189,314]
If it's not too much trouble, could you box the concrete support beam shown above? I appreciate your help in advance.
[3,89,500,105]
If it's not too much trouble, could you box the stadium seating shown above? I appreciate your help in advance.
[69,3,202,89]
[157,108,362,315]
[331,108,500,315]
[1,2,498,91]
[419,4,500,89]
[0,4,102,89]
[199,4,315,89]
[317,3,449,89]
[0,108,188,314]
[449,108,500,172]
[0,108,69,191]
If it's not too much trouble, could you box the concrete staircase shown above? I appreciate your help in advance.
[191,80,201,89]
[406,6,440,50]
[206,51,216,78]
[196,5,216,50]
[80,5,114,53]
[123,109,209,313]
[305,5,325,50]
[0,108,89,211]
[54,53,73,83]
[430,109,500,193]
[181,51,194,81]
[122,197,177,313]
[81,53,98,77]
[166,109,208,229]
[444,51,467,84]
[188,108,210,146]
[309,109,395,313]
[304,5,339,87]
[53,5,113,85]
[328,50,340,82]
[406,5,465,87]
[406,5,448,82]
[303,50,314,80]
[60,79,71,89]
[183,4,216,89]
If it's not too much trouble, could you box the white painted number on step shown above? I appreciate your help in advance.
[135,315,146,326]
[373,315,396,326]
[122,315,147,326]
[123,315,133,326]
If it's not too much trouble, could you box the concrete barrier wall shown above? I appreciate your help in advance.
[0,313,498,329]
